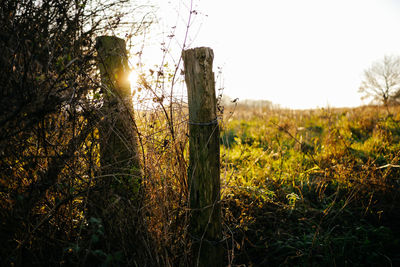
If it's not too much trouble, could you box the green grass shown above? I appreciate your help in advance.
[220,105,400,266]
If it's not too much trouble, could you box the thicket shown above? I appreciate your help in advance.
[0,0,159,265]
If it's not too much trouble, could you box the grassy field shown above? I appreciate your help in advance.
[2,101,400,266]
[219,104,400,266]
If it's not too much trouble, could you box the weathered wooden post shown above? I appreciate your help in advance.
[95,36,141,203]
[182,47,223,267]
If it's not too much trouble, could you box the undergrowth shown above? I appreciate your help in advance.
[220,104,400,266]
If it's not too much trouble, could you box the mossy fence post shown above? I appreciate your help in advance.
[95,36,141,212]
[183,47,223,267]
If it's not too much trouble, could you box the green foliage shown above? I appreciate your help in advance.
[221,105,400,266]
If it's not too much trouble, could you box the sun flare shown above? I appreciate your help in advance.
[128,70,138,85]
[128,70,140,95]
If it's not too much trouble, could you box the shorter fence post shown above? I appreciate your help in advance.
[183,47,223,267]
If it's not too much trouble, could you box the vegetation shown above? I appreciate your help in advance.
[0,0,157,266]
[220,104,400,266]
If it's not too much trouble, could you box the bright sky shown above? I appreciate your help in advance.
[137,0,400,109]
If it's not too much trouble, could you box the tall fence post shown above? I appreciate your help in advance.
[183,47,223,267]
[95,36,141,208]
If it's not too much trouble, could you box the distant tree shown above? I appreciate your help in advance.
[359,55,400,112]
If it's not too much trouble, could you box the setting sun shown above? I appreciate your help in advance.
[128,70,138,86]
[128,70,141,95]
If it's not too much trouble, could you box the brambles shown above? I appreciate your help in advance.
[0,1,157,266]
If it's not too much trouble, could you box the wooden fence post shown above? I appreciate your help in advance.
[95,36,141,205]
[182,47,223,267]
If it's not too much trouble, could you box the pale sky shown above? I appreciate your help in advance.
[136,0,400,109]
